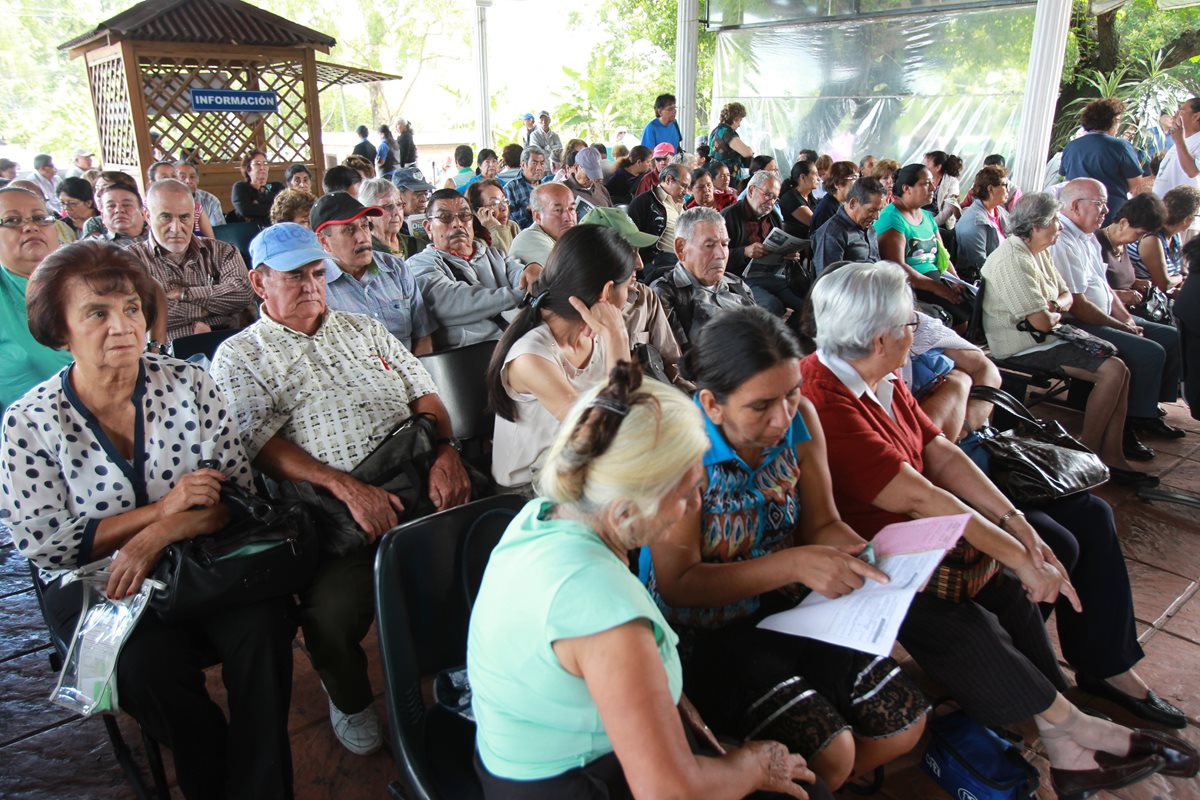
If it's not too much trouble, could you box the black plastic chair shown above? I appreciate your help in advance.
[27,562,170,800]
[374,494,526,800]
[976,278,1073,407]
[171,327,240,362]
[211,222,262,267]
[418,340,498,441]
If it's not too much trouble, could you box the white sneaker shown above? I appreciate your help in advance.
[328,699,383,755]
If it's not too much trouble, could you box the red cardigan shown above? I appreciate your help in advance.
[799,354,943,539]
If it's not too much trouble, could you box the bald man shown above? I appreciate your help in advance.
[1051,178,1185,450]
[508,182,578,271]
[128,179,256,341]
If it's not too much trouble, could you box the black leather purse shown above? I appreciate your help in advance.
[968,386,1109,505]
[150,477,320,622]
[270,413,439,555]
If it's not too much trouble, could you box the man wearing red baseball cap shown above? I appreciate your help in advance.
[312,192,436,354]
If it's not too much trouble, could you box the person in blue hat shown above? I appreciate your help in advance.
[210,222,472,758]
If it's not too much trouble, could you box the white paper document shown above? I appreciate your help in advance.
[756,515,971,656]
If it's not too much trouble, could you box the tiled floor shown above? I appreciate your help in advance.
[1,401,1198,799]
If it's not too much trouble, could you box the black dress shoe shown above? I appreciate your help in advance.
[1127,729,1199,777]
[1108,468,1160,488]
[1122,428,1156,461]
[1076,674,1188,729]
[1131,416,1187,439]
[1050,753,1164,799]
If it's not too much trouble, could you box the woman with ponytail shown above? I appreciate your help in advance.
[486,225,636,492]
[469,363,828,799]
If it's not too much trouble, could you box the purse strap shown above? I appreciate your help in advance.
[968,385,1044,430]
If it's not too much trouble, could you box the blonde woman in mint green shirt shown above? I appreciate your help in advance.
[468,367,825,800]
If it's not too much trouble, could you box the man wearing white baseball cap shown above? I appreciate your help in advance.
[210,222,471,758]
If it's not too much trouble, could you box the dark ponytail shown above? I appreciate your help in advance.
[486,226,638,422]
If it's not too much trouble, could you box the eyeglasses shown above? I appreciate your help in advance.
[482,199,509,209]
[902,315,920,332]
[249,161,268,168]
[59,199,86,208]
[377,203,402,214]
[1081,198,1108,209]
[0,214,57,229]
[754,190,779,202]
[431,211,475,224]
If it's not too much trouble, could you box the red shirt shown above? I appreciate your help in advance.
[798,354,942,539]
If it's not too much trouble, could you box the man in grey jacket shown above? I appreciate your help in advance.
[408,188,533,350]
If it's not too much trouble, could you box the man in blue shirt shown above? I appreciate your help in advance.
[641,94,683,153]
[313,192,436,354]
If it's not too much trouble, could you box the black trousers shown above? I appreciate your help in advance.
[899,572,1068,727]
[476,751,836,800]
[46,580,296,800]
[1025,492,1144,679]
[296,542,378,714]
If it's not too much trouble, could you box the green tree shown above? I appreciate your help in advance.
[1055,0,1200,151]
[568,0,715,139]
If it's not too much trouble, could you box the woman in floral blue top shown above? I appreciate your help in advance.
[648,306,928,791]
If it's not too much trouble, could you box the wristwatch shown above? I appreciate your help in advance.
[436,436,464,455]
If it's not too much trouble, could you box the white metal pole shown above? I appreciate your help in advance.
[474,0,493,150]
[1011,1,1073,191]
[676,0,700,152]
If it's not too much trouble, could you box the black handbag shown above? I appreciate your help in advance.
[150,479,320,622]
[270,413,439,555]
[968,386,1109,505]
[1132,286,1173,324]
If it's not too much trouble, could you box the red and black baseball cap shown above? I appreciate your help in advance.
[310,191,383,234]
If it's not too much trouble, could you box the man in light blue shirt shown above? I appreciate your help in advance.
[313,192,436,354]
[641,94,683,153]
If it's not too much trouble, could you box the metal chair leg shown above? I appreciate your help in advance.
[140,725,172,800]
[101,714,155,800]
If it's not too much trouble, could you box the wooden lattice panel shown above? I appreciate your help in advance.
[89,54,137,167]
[137,55,314,166]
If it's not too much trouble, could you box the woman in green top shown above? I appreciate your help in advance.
[709,102,754,179]
[875,163,974,327]
[468,364,827,800]
[0,187,72,411]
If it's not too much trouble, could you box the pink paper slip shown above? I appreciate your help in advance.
[871,514,971,557]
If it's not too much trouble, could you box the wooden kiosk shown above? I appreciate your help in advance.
[60,0,400,208]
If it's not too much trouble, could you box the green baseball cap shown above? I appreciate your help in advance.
[579,206,659,248]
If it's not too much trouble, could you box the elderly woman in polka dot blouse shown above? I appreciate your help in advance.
[0,241,295,800]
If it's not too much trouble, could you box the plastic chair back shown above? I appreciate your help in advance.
[211,222,262,267]
[418,340,497,441]
[171,327,240,362]
[374,494,526,800]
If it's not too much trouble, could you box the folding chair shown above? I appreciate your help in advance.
[374,494,526,800]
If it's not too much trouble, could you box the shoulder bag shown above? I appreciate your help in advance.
[968,385,1110,506]
[269,413,439,555]
[150,476,320,622]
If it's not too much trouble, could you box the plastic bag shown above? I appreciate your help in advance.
[50,561,163,717]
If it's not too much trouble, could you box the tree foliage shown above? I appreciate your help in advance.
[1055,0,1200,151]
[567,0,715,139]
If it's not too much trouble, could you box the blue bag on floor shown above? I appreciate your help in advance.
[922,710,1039,800]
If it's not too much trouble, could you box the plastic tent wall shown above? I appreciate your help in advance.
[708,1,1037,177]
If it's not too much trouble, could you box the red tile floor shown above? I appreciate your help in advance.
[1,400,1198,799]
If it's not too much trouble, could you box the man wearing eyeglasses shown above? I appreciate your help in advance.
[0,186,71,411]
[1052,178,1185,454]
[407,188,532,349]
[313,192,435,355]
[628,163,692,282]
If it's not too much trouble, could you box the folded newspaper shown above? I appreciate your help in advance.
[747,227,810,269]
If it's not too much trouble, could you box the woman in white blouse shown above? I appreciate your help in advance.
[1,241,295,800]
[485,225,634,494]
